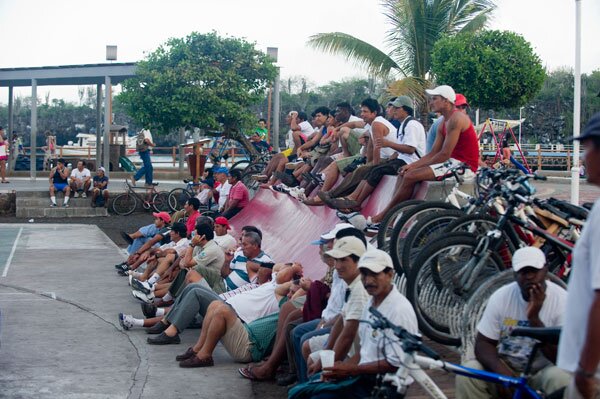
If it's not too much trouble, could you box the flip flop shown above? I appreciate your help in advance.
[237,367,274,381]
[328,197,360,210]
[1,181,9,183]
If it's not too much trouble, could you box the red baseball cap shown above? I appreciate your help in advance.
[152,211,171,224]
[455,93,469,107]
[215,216,231,229]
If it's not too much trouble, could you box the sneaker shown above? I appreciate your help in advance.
[132,278,153,295]
[252,174,268,182]
[288,187,305,201]
[74,192,80,198]
[50,203,57,207]
[120,231,134,245]
[272,184,290,194]
[365,220,380,233]
[81,192,87,198]
[286,159,304,169]
[114,262,127,270]
[336,210,360,221]
[116,263,130,276]
[62,203,69,208]
[119,313,135,330]
[132,289,155,304]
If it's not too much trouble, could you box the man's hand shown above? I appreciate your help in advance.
[375,136,392,149]
[496,385,516,399]
[399,164,412,176]
[300,277,312,291]
[307,357,322,377]
[575,372,597,398]
[322,361,355,381]
[191,235,203,247]
[526,283,546,321]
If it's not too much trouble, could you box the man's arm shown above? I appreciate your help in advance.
[135,234,162,255]
[576,290,600,397]
[474,333,515,376]
[331,319,360,362]
[323,357,396,381]
[220,251,234,278]
[325,316,344,352]
[366,134,374,164]
[370,122,387,165]
[181,246,195,268]
[298,131,322,153]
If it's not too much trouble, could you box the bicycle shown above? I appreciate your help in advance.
[363,306,563,399]
[167,180,202,212]
[112,180,170,215]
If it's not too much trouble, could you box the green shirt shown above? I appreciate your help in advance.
[192,240,226,294]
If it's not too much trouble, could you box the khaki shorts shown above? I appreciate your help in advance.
[346,128,367,156]
[221,318,252,363]
[429,158,476,180]
[334,155,362,172]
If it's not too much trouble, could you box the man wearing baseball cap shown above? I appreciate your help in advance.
[457,246,569,398]
[302,249,418,398]
[213,216,237,251]
[91,166,109,207]
[558,112,600,398]
[212,167,231,213]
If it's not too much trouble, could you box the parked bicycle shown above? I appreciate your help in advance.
[112,180,170,216]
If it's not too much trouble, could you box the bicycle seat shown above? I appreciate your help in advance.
[510,327,561,345]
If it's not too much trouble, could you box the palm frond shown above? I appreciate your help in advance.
[387,76,428,103]
[307,32,403,78]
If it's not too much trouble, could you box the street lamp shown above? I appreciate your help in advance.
[519,106,525,145]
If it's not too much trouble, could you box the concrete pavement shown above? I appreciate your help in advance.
[0,224,254,399]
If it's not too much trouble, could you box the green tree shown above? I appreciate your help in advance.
[431,30,545,110]
[307,0,495,100]
[118,32,277,144]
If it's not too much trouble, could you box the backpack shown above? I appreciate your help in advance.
[136,131,149,152]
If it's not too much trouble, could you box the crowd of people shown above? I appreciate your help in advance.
[109,86,600,398]
[47,158,109,208]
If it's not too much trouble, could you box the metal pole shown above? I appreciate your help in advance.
[179,127,185,176]
[7,86,14,171]
[30,79,37,180]
[96,84,102,168]
[103,76,111,174]
[571,0,582,204]
[519,107,524,145]
[272,67,281,152]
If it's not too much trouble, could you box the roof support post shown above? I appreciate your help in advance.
[7,86,14,171]
[30,79,37,180]
[96,84,102,168]
[103,76,111,174]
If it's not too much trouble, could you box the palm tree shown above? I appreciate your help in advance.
[308,0,496,101]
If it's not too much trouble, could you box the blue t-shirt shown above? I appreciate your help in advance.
[127,223,160,255]
[426,118,443,154]
[93,175,109,188]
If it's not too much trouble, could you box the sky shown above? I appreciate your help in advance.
[0,0,598,105]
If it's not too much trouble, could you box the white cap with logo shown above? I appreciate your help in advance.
[358,249,394,273]
[425,85,457,104]
[512,247,546,272]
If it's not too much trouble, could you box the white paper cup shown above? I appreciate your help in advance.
[319,349,335,368]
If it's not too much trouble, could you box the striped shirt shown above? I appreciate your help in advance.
[224,250,274,291]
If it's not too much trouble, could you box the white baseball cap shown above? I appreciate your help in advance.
[326,236,367,259]
[359,249,394,273]
[512,247,546,272]
[425,85,457,104]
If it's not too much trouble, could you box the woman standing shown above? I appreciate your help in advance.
[0,126,8,183]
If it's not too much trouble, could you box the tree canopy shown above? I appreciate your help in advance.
[118,32,277,135]
[431,30,545,109]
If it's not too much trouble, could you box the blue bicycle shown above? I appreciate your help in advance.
[363,307,564,399]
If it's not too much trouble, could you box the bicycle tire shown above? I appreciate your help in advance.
[112,193,138,216]
[168,188,193,212]
[390,201,459,275]
[458,270,567,360]
[406,232,504,346]
[241,163,266,198]
[376,200,424,251]
[152,191,171,213]
[230,160,251,172]
[401,209,466,273]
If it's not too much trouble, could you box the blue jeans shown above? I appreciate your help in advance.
[134,150,153,185]
[510,155,529,174]
[292,319,331,382]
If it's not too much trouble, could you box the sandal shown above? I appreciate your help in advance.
[1,181,9,184]
[327,197,360,210]
[301,197,324,206]
[237,367,274,381]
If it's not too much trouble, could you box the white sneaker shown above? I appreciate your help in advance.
[132,290,155,304]
[119,313,135,330]
[81,192,87,198]
[288,187,305,200]
[128,274,133,286]
[74,192,80,198]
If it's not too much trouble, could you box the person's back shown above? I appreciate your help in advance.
[438,111,479,172]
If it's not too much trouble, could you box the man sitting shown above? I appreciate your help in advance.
[289,249,418,398]
[221,169,249,219]
[69,160,91,198]
[180,222,226,293]
[213,216,237,251]
[169,197,201,237]
[455,247,569,398]
[367,85,480,228]
[324,96,426,211]
[49,158,71,208]
[119,211,171,258]
[90,167,109,207]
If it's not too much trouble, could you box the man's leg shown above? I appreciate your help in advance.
[528,365,570,396]
[49,184,57,205]
[320,162,340,192]
[139,150,153,185]
[291,318,321,381]
[165,284,221,333]
[192,301,237,360]
[83,180,91,195]
[62,185,71,206]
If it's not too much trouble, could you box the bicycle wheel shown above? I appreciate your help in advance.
[406,232,504,346]
[390,201,459,276]
[241,163,266,198]
[401,209,466,273]
[376,200,424,251]
[112,193,138,216]
[230,160,251,173]
[168,188,193,212]
[152,191,171,213]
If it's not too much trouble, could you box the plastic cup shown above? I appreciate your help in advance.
[319,350,335,368]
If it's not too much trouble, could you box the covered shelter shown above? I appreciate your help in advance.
[0,63,136,178]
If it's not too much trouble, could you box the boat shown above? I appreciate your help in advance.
[58,133,138,157]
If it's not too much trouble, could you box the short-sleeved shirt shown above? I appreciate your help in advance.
[558,199,600,377]
[186,210,200,236]
[226,279,279,323]
[192,239,224,271]
[159,237,190,257]
[228,181,249,208]
[224,250,274,291]
[70,168,91,181]
[214,233,237,252]
[397,118,426,164]
[342,274,370,322]
[477,281,566,373]
[93,175,109,189]
[321,270,347,322]
[358,288,418,366]
[216,181,231,210]
[157,226,171,245]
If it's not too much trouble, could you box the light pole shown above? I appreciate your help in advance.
[571,0,582,205]
[267,47,280,152]
[519,106,525,145]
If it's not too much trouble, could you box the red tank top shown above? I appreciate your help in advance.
[440,113,480,172]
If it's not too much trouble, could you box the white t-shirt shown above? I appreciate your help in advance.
[321,270,347,322]
[342,274,370,322]
[348,115,363,123]
[477,281,566,372]
[397,118,426,164]
[216,181,231,210]
[196,188,210,205]
[226,279,279,323]
[159,237,190,257]
[358,288,418,366]
[298,120,314,136]
[143,130,153,143]
[70,167,91,181]
[558,200,600,377]
[214,233,237,252]
[369,116,398,160]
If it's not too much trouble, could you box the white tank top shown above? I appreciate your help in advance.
[369,116,398,159]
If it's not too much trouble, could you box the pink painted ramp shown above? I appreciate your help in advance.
[360,175,397,216]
